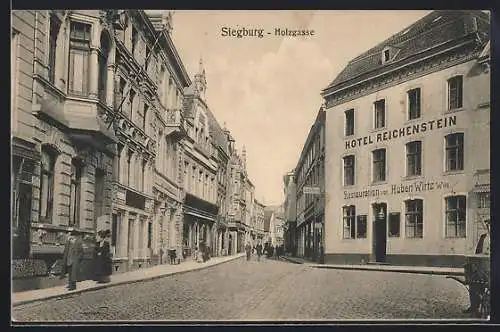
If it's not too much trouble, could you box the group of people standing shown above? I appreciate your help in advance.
[59,229,112,291]
[244,241,285,262]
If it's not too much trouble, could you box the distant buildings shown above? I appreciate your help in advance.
[11,10,265,278]
[283,170,297,255]
[264,205,285,246]
[321,10,490,267]
[293,109,326,261]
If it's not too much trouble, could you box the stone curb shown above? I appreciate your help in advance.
[281,256,464,276]
[12,254,245,307]
[309,264,464,276]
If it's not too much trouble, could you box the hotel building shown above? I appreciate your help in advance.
[321,10,490,267]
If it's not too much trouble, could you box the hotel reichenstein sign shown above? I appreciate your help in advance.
[344,115,457,150]
[343,115,456,200]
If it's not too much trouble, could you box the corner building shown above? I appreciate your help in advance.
[321,11,490,267]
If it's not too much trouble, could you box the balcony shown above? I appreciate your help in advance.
[164,108,187,140]
[32,93,117,154]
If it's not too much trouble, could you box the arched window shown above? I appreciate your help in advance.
[98,31,111,102]
[40,146,58,223]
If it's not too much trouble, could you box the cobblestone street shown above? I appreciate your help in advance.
[12,256,471,322]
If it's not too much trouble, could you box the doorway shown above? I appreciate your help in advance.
[372,203,387,263]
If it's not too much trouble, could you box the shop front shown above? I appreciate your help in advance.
[182,193,218,259]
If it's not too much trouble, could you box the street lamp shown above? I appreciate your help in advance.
[377,206,385,220]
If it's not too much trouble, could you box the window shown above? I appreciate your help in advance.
[445,133,464,171]
[159,66,165,105]
[111,214,118,247]
[141,160,146,191]
[94,168,105,222]
[388,212,401,237]
[372,149,386,182]
[40,146,57,223]
[356,215,367,238]
[128,89,136,120]
[343,205,356,239]
[68,21,91,96]
[143,104,148,131]
[116,77,126,109]
[48,15,61,84]
[407,88,421,120]
[374,99,386,129]
[126,150,133,186]
[446,196,466,238]
[131,26,138,56]
[478,192,490,208]
[344,109,354,136]
[98,32,111,102]
[145,45,151,69]
[11,31,19,133]
[405,199,423,238]
[406,141,422,176]
[184,162,189,189]
[69,158,83,226]
[147,222,152,248]
[343,155,355,186]
[383,49,390,63]
[448,76,463,110]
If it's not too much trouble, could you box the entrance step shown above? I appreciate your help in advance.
[367,261,391,265]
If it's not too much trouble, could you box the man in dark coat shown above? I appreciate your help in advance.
[245,242,252,261]
[256,242,263,262]
[62,230,84,291]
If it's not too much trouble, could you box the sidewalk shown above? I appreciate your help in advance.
[281,256,464,276]
[12,253,245,307]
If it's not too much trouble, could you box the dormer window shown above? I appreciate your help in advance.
[383,49,390,63]
[381,46,397,64]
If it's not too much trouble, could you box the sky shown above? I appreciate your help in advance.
[165,10,431,205]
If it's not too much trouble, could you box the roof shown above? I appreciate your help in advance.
[205,108,229,156]
[322,10,490,95]
[295,108,325,173]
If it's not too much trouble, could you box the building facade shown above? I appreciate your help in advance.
[264,205,285,246]
[12,11,40,259]
[11,10,264,282]
[14,10,118,268]
[283,170,297,255]
[180,60,219,258]
[226,149,247,253]
[295,109,326,261]
[254,199,266,244]
[321,10,490,267]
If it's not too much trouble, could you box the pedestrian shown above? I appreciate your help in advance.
[62,230,84,291]
[94,230,112,284]
[256,241,263,261]
[245,242,252,261]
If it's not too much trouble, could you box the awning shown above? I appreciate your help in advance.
[185,210,216,222]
